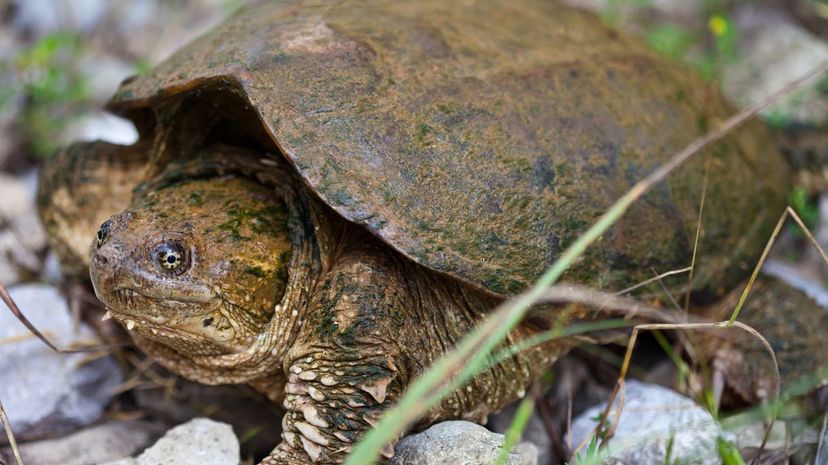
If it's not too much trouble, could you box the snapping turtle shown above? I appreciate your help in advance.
[36,0,813,463]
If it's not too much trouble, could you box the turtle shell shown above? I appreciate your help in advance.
[107,0,789,297]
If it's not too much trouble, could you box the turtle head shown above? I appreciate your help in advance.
[90,176,293,357]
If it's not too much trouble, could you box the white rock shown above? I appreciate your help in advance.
[0,172,47,286]
[392,421,537,465]
[1,421,162,465]
[61,111,139,146]
[0,173,32,220]
[567,381,724,465]
[723,6,828,126]
[116,1,159,32]
[99,418,240,465]
[0,284,122,439]
[762,260,828,308]
[40,252,63,284]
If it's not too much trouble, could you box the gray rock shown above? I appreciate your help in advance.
[40,252,63,284]
[99,418,240,465]
[567,381,723,465]
[392,421,537,465]
[132,374,282,459]
[1,420,163,465]
[0,284,123,440]
[723,6,828,127]
[489,403,552,465]
[0,172,47,286]
[817,422,828,465]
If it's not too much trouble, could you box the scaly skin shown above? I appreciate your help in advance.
[37,140,150,279]
[53,146,571,464]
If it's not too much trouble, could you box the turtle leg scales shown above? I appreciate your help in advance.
[261,351,399,464]
[260,247,405,464]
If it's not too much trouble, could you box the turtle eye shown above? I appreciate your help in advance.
[95,220,112,248]
[151,242,190,275]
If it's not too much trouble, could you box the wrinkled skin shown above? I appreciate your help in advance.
[49,143,572,464]
[91,176,292,357]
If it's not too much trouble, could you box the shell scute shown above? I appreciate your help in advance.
[108,0,789,296]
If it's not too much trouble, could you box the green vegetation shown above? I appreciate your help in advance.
[567,435,602,465]
[7,32,88,157]
[790,186,820,236]
[716,436,747,465]
[493,395,535,465]
[603,0,741,81]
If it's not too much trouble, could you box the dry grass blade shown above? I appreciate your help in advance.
[537,392,566,458]
[538,284,692,324]
[0,280,61,353]
[729,206,828,325]
[0,333,55,346]
[0,398,23,465]
[652,268,682,312]
[566,389,574,453]
[0,280,124,354]
[613,266,692,296]
[587,321,780,460]
[684,154,711,317]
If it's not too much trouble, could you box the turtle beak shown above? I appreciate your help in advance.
[89,212,131,300]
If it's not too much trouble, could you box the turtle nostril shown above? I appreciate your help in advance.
[94,251,109,266]
[95,219,113,249]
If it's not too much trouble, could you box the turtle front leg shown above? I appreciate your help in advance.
[38,140,150,279]
[264,351,400,464]
[261,249,407,464]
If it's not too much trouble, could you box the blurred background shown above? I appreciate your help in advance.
[2,1,828,464]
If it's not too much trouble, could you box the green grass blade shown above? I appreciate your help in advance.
[345,182,640,465]
[493,395,535,465]
[663,434,674,465]
[717,436,746,465]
